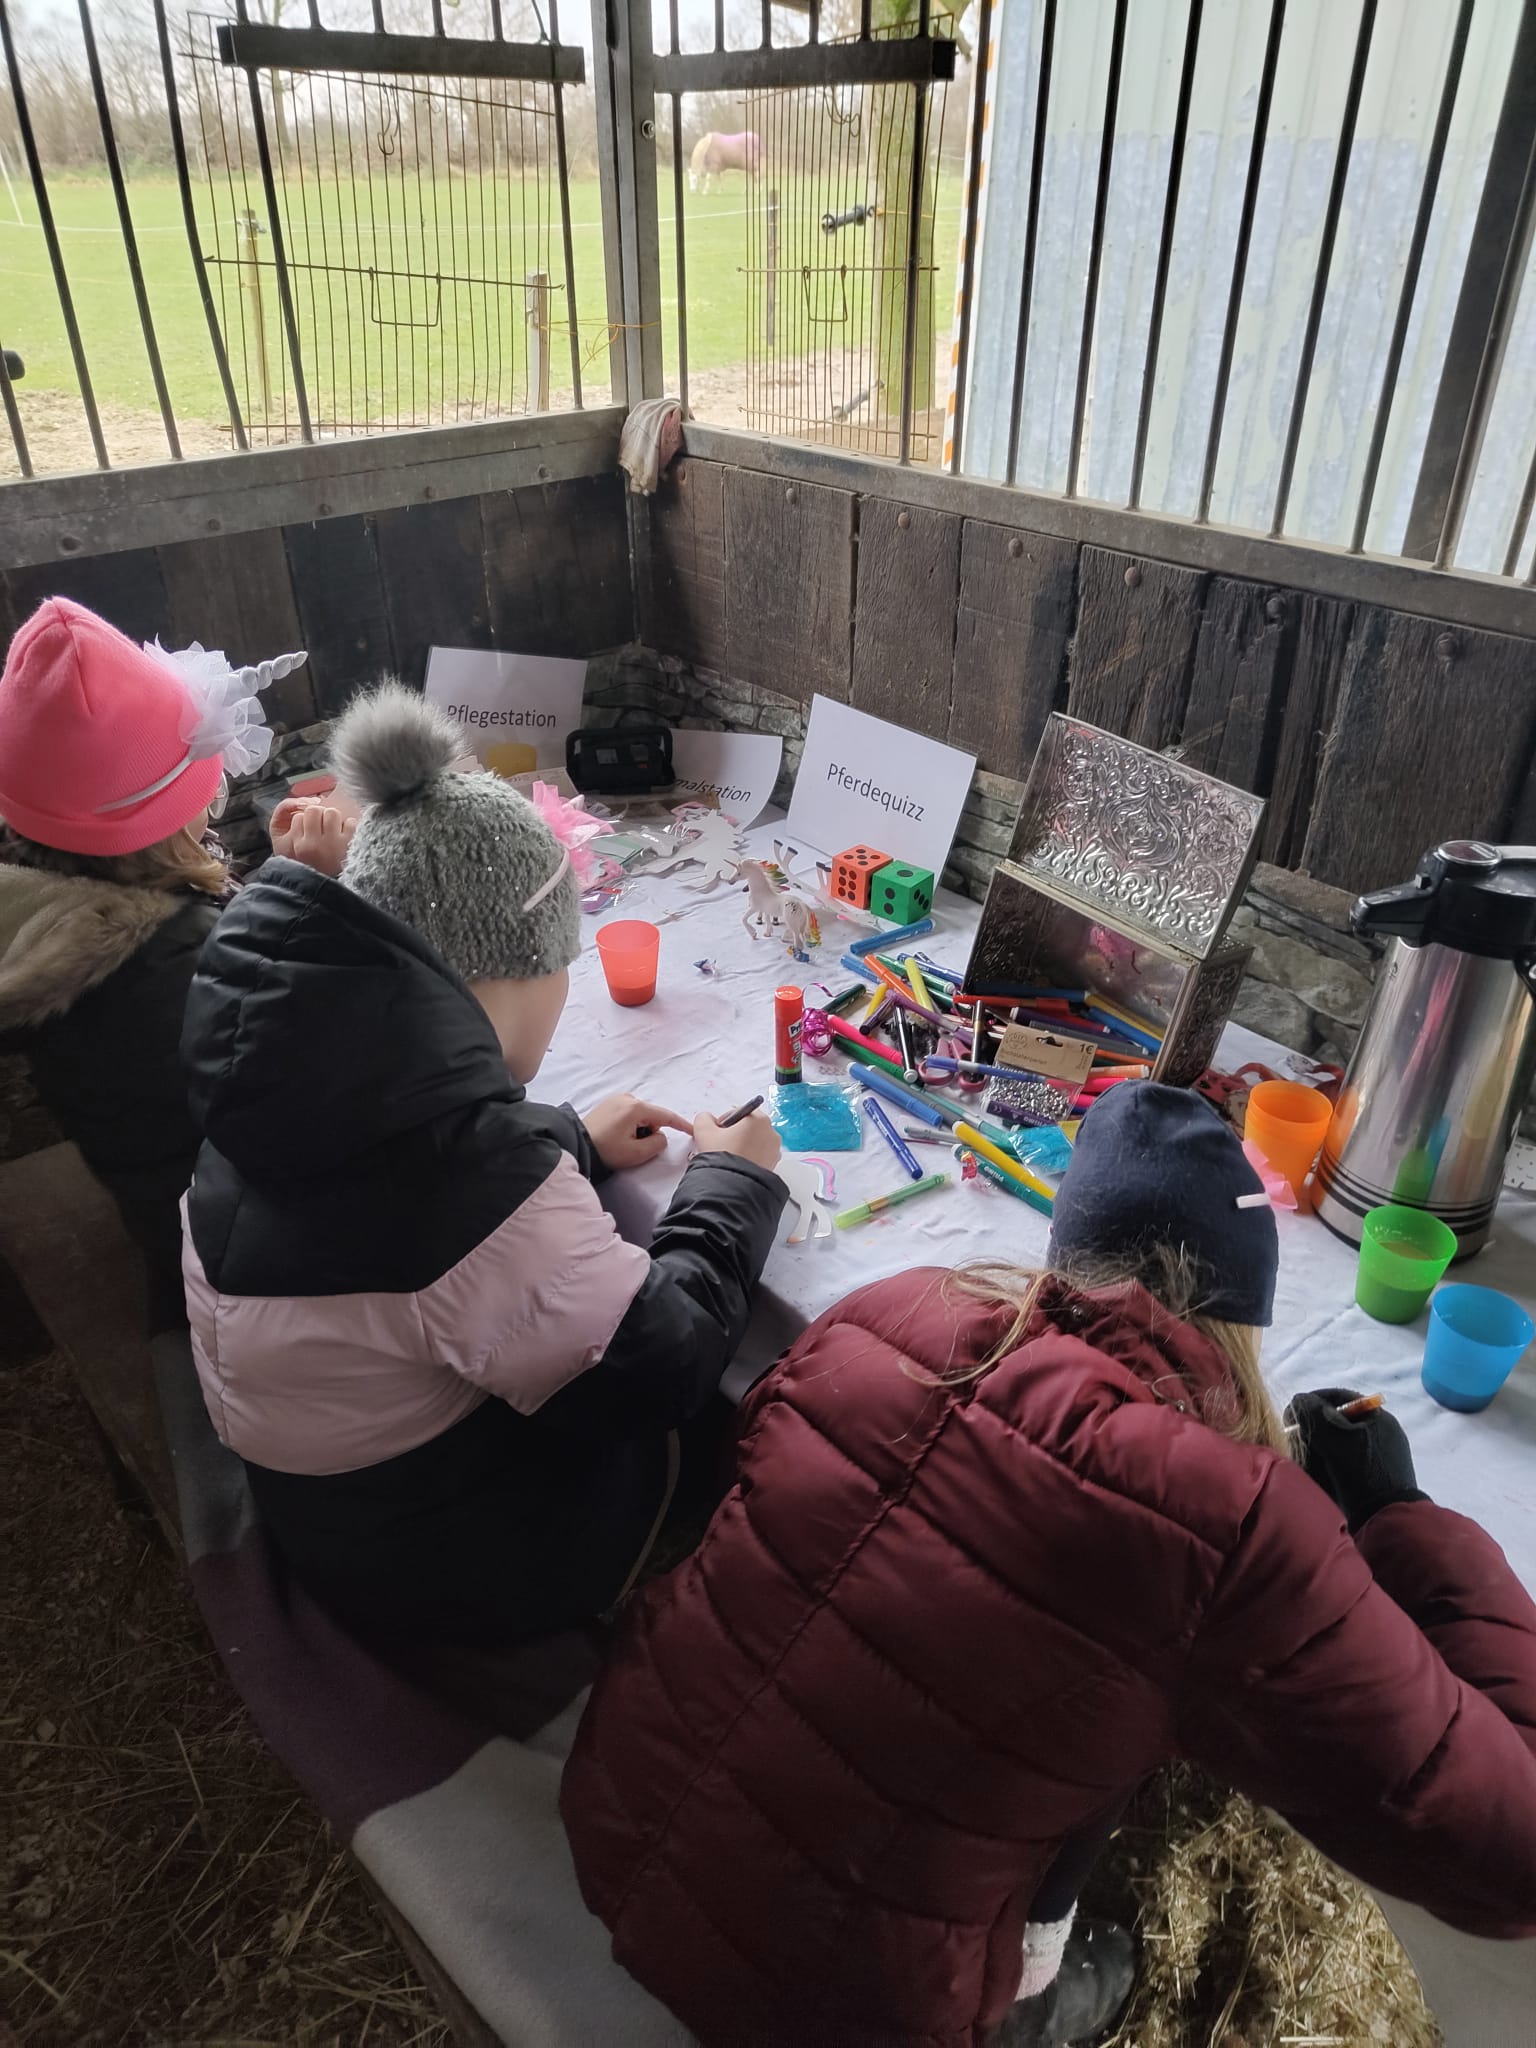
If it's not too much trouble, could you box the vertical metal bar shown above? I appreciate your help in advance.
[77,0,181,459]
[0,0,109,468]
[809,0,821,45]
[244,70,313,440]
[306,0,320,23]
[947,0,993,475]
[860,0,872,43]
[1197,0,1286,525]
[1270,0,1376,535]
[766,187,778,350]
[1065,0,1128,499]
[897,79,930,465]
[672,92,690,411]
[155,0,245,447]
[0,343,31,478]
[1005,0,1057,488]
[1504,433,1536,578]
[547,0,583,404]
[1405,0,1536,558]
[431,0,446,34]
[761,0,770,48]
[591,0,663,405]
[1129,0,1202,510]
[1434,124,1536,567]
[1349,0,1472,554]
[372,0,386,31]
[714,0,724,53]
[490,0,504,36]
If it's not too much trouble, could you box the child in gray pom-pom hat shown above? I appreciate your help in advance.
[179,683,788,1650]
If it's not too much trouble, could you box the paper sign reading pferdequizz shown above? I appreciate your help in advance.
[669,729,782,825]
[786,694,976,875]
[425,647,586,775]
[998,1022,1095,1088]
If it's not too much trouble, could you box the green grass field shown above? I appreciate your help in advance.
[1,165,963,442]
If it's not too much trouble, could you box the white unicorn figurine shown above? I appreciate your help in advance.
[639,804,745,888]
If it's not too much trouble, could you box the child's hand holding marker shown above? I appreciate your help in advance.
[584,1093,693,1171]
[695,1099,782,1174]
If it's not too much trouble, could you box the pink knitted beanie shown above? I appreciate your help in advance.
[0,598,303,856]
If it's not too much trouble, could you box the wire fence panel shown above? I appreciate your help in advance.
[190,14,567,443]
[0,0,599,479]
[669,20,953,464]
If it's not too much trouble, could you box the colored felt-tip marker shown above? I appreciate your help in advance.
[971,1154,1054,1217]
[953,1121,1057,1205]
[834,1170,951,1228]
[849,917,935,958]
[718,1094,765,1128]
[861,1093,925,1180]
[858,1065,958,1128]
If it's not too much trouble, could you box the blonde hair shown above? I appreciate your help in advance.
[938,1245,1289,1456]
[2,821,228,898]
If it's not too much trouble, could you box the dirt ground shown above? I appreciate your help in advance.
[0,350,942,480]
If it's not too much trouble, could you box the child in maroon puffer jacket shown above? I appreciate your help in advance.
[561,1085,1536,2048]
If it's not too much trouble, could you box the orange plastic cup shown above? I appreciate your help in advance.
[1244,1079,1332,1199]
[596,919,660,1007]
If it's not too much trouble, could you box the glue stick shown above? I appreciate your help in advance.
[775,985,804,1084]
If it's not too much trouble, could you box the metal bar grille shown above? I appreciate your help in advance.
[1128,0,1202,513]
[1005,0,1056,489]
[1269,0,1377,537]
[0,0,110,468]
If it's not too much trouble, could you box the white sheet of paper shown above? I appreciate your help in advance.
[424,648,587,775]
[668,728,782,825]
[786,694,977,874]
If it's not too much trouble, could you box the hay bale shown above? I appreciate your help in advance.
[1086,1765,1442,2047]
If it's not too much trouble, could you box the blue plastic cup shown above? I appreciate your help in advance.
[1421,1285,1534,1414]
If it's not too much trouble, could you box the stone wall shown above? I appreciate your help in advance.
[583,643,1536,1135]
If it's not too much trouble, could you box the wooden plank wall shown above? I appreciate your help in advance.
[0,473,633,731]
[642,457,1536,896]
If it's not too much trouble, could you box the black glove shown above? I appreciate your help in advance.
[1284,1387,1429,1533]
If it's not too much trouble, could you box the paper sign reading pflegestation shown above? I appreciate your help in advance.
[786,694,976,875]
[669,728,783,825]
[424,647,587,775]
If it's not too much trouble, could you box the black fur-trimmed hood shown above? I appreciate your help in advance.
[0,863,188,1032]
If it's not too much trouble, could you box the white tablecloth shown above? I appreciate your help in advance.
[541,825,1536,2046]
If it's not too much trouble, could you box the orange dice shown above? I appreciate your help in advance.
[830,844,892,908]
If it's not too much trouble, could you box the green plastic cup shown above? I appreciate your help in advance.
[1355,1204,1458,1324]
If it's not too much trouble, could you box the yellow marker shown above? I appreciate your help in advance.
[862,985,887,1027]
[904,956,933,1011]
[953,1121,1056,1204]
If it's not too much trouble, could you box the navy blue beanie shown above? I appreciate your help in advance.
[1047,1082,1279,1327]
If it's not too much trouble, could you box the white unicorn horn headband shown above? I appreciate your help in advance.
[94,639,308,815]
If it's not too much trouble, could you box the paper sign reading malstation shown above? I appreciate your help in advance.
[786,694,977,876]
[425,648,587,775]
[669,729,782,826]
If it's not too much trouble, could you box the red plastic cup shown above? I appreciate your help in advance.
[596,919,660,1007]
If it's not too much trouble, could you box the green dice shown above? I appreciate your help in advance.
[870,861,934,922]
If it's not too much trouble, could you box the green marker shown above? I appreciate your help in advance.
[834,1170,951,1229]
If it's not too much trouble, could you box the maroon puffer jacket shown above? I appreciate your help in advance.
[561,1269,1536,2048]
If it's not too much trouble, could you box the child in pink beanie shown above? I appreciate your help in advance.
[0,596,328,1331]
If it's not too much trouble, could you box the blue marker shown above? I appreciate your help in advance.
[861,1093,925,1180]
[858,1065,957,1129]
[849,917,935,959]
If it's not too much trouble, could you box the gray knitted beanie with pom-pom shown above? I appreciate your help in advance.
[331,682,579,983]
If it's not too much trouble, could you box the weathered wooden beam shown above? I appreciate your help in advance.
[0,409,625,569]
[679,424,1536,642]
[850,497,961,743]
[218,22,584,83]
[654,37,955,94]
